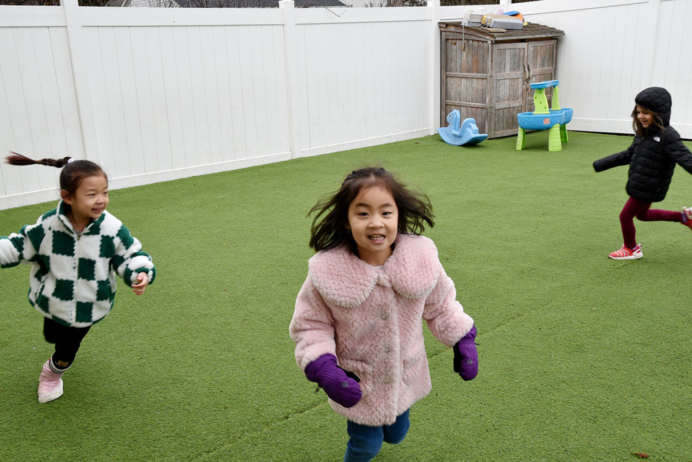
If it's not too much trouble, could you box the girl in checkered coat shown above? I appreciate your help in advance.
[0,153,156,403]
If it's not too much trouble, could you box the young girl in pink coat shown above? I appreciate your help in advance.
[290,167,478,462]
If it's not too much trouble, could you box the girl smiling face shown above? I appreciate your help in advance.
[346,186,399,267]
[636,104,654,128]
[61,174,109,232]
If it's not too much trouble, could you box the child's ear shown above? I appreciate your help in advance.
[60,190,73,204]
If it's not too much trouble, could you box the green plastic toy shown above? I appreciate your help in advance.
[516,80,573,152]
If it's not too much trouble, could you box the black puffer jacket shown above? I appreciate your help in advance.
[593,87,692,203]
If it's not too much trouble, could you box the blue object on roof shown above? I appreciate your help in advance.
[503,10,520,15]
[529,80,560,90]
[438,110,488,146]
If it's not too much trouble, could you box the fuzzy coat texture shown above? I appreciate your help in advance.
[0,201,156,328]
[593,87,692,203]
[290,234,474,426]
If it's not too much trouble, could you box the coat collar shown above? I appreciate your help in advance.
[56,200,106,236]
[308,234,440,308]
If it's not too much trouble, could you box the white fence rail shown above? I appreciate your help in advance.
[0,0,690,210]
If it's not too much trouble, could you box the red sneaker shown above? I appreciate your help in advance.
[682,207,692,231]
[609,244,643,260]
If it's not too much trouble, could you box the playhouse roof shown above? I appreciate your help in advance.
[438,22,564,42]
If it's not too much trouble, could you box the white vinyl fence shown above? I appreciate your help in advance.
[0,0,690,210]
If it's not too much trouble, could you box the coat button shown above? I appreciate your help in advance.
[381,314,387,320]
[384,347,390,353]
[384,379,389,384]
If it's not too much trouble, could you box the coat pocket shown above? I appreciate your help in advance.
[337,358,374,397]
[402,351,426,386]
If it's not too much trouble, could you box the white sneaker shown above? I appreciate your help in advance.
[38,359,64,403]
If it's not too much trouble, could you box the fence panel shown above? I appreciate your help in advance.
[0,10,84,208]
[74,19,292,186]
[293,9,432,158]
[653,0,692,125]
[0,6,293,209]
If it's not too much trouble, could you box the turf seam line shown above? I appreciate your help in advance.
[191,401,331,460]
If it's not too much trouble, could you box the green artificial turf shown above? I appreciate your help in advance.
[1,131,691,461]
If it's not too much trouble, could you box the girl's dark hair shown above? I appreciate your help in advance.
[308,167,434,253]
[6,152,107,196]
[631,105,666,136]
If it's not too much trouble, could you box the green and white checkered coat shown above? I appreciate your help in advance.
[0,201,156,328]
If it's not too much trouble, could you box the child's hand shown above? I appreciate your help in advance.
[305,354,362,408]
[132,272,149,296]
[454,325,478,381]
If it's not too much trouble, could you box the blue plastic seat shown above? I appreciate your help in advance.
[438,110,488,146]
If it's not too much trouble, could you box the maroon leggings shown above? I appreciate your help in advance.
[620,196,682,249]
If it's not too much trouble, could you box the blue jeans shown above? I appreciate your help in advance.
[344,409,411,462]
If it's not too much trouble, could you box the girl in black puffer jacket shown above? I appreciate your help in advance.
[594,87,692,260]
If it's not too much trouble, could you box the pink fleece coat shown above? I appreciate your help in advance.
[290,234,474,426]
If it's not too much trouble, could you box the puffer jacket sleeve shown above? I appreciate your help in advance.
[593,138,638,172]
[422,263,474,347]
[663,127,692,174]
[0,218,44,269]
[289,276,337,371]
[111,224,156,287]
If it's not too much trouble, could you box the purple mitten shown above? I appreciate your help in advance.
[305,354,362,408]
[453,325,478,381]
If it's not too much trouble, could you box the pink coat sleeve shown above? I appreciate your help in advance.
[423,264,474,347]
[289,276,337,371]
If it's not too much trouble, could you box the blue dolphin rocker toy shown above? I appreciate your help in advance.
[438,110,488,146]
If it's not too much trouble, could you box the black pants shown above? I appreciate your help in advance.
[43,318,91,367]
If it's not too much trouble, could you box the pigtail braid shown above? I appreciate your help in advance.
[6,152,71,168]
[40,157,72,168]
